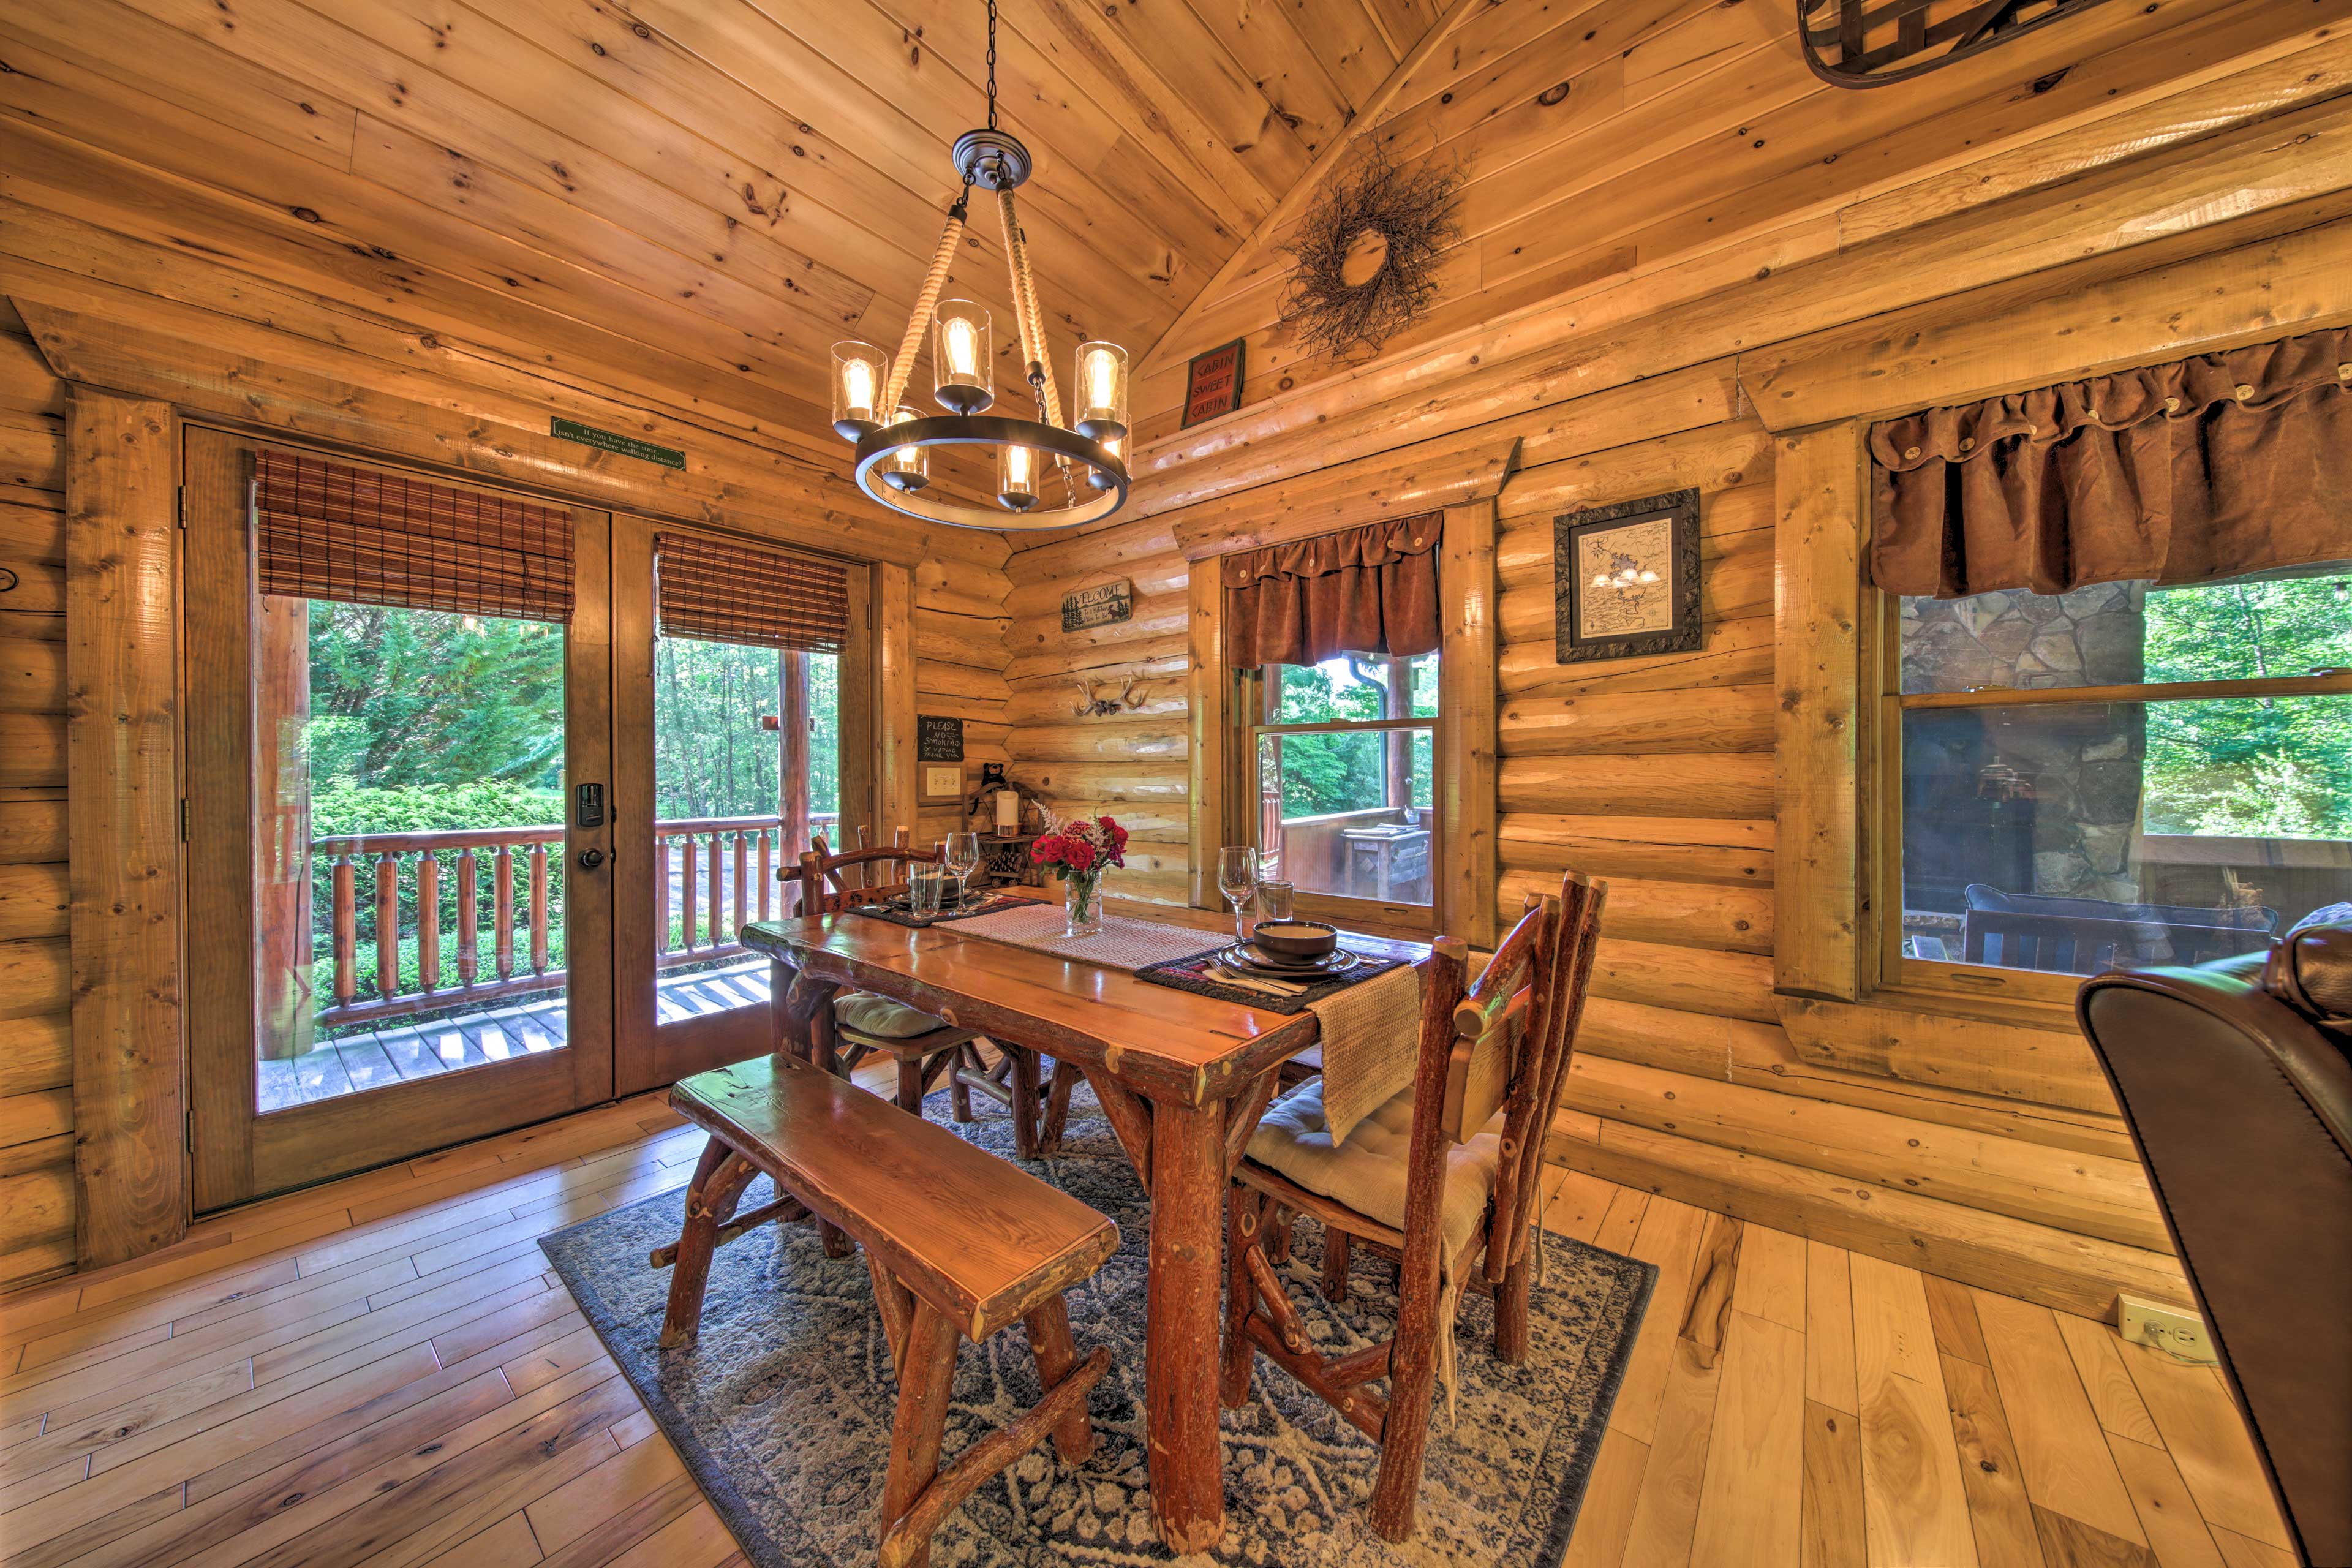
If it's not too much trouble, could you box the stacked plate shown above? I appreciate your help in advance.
[1213,942,1363,981]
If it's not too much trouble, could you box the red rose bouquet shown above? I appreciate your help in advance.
[1031,812,1128,936]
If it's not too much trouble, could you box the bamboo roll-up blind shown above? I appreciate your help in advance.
[255,450,575,624]
[654,533,850,652]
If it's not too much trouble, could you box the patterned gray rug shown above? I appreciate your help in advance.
[540,1084,1653,1567]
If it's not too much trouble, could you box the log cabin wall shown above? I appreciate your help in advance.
[0,301,73,1290]
[1001,2,2352,1319]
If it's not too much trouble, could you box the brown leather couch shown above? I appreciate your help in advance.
[2078,918,2352,1568]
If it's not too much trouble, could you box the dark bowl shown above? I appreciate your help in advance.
[1251,920,1339,963]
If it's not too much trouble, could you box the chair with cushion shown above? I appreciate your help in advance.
[796,834,1054,1155]
[1221,872,1606,1542]
[797,833,986,1118]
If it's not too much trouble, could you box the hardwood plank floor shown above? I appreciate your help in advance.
[0,1082,2291,1567]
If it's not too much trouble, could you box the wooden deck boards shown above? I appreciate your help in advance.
[256,962,764,1114]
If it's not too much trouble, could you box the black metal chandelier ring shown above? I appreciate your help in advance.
[851,415,1129,532]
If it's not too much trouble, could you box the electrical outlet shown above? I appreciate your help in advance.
[2118,1296,2218,1365]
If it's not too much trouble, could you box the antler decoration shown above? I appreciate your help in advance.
[1071,676,1149,717]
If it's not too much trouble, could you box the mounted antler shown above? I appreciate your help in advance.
[1118,674,1146,710]
[1071,677,1126,718]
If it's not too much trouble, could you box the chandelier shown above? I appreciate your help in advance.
[828,0,1129,531]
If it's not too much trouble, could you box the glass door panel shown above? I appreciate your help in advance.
[612,519,869,1093]
[184,429,615,1211]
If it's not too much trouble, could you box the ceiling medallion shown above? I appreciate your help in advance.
[828,0,1128,531]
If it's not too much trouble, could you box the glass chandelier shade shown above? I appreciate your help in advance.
[830,341,887,439]
[997,442,1039,511]
[1073,342,1129,441]
[932,301,993,415]
[879,409,929,492]
[1088,434,1121,491]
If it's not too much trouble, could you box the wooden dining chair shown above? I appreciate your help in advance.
[796,832,1053,1155]
[1220,872,1606,1542]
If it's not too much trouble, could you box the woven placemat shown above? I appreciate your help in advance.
[848,892,1033,929]
[1133,946,1413,1014]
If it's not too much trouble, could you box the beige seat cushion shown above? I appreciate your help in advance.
[1244,1079,1504,1263]
[834,990,946,1041]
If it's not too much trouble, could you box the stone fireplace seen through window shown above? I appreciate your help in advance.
[1895,568,2352,976]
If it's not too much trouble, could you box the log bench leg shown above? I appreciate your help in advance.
[879,1301,962,1568]
[949,1043,978,1123]
[660,1143,758,1348]
[1022,1298,1096,1464]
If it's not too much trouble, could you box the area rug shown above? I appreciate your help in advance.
[539,1085,1653,1567]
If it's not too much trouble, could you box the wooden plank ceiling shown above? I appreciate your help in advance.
[0,0,1446,463]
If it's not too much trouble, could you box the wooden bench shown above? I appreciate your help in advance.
[659,1055,1118,1568]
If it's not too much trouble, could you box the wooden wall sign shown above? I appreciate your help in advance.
[1061,578,1134,632]
[1554,489,1702,663]
[1181,339,1246,428]
[916,714,964,763]
[1798,0,2114,88]
[550,416,685,469]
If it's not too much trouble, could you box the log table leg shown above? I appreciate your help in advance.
[1145,1094,1227,1553]
[1009,1047,1040,1159]
[777,967,854,1257]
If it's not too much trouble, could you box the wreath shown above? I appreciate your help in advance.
[1276,145,1462,363]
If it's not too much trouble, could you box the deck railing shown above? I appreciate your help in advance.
[312,812,837,1028]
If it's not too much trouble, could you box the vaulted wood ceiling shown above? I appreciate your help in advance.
[0,0,1444,462]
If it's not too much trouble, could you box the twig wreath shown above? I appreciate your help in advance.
[1276,144,1462,361]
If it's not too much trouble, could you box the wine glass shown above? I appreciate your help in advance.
[942,832,982,908]
[1217,846,1261,946]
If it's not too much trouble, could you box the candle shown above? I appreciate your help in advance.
[995,789,1020,832]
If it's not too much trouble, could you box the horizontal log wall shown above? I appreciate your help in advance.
[913,558,1014,853]
[992,24,2352,1320]
[0,309,74,1290]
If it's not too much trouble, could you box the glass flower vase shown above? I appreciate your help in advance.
[1063,868,1105,938]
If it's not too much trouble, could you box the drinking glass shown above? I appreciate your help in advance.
[1255,880,1295,929]
[908,863,949,919]
[942,832,982,908]
[1217,845,1260,945]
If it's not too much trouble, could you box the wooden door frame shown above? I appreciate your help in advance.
[179,426,617,1211]
[609,516,878,1095]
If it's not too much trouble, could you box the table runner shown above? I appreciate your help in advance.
[945,900,1222,970]
[848,891,1032,929]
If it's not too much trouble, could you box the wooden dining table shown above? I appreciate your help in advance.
[740,897,1429,1553]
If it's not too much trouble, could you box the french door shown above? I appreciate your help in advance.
[609,517,870,1094]
[183,429,617,1210]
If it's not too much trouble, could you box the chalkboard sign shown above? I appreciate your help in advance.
[1061,579,1134,633]
[916,714,964,762]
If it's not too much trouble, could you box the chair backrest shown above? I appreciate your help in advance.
[797,827,938,916]
[1395,873,1606,1280]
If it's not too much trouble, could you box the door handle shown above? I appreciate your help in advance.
[577,847,606,871]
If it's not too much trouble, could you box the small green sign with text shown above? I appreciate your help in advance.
[551,417,685,470]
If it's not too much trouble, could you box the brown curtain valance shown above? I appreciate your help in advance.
[655,533,849,653]
[1869,326,2352,598]
[1221,512,1442,668]
[255,450,574,624]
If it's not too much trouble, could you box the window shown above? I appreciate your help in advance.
[1240,652,1440,927]
[1886,568,2352,992]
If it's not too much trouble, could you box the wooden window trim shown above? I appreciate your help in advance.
[1187,499,1498,945]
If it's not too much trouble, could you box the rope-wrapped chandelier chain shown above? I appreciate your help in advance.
[879,207,967,421]
[995,183,1064,430]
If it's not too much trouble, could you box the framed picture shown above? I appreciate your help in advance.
[1181,338,1246,428]
[1553,489,1702,663]
[920,764,964,803]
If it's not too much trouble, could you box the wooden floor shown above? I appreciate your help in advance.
[0,1085,2293,1568]
[258,962,771,1113]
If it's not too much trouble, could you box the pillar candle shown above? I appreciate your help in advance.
[995,789,1020,833]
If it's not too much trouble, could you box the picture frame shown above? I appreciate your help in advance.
[1553,489,1702,663]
